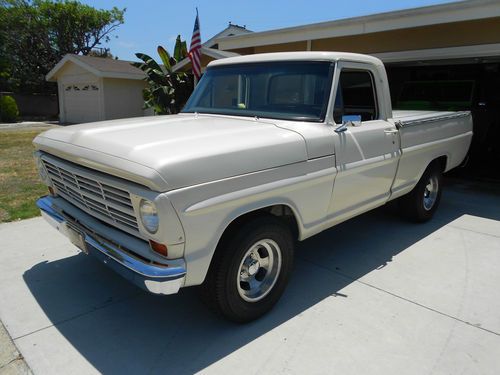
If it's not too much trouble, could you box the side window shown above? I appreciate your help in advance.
[334,70,378,123]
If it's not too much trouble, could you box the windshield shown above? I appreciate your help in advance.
[182,61,334,122]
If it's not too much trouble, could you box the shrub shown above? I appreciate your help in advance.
[0,95,19,123]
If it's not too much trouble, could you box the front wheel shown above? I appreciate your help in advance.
[200,216,294,323]
[399,163,443,222]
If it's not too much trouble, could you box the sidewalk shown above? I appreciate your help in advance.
[0,121,60,130]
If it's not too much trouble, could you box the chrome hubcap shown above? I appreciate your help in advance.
[423,175,439,211]
[237,239,282,302]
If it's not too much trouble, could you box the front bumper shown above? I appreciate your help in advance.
[37,196,186,295]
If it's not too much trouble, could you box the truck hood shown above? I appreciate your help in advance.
[34,114,307,191]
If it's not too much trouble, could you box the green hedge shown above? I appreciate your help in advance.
[0,95,19,123]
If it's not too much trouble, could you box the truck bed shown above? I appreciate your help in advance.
[392,110,470,126]
[389,109,472,199]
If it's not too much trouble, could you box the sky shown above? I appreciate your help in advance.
[81,0,458,61]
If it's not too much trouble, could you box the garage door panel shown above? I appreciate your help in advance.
[63,83,100,123]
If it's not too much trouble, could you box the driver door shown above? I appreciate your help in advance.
[328,63,400,223]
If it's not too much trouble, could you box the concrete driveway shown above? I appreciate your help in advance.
[0,179,499,374]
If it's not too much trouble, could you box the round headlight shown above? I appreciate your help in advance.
[36,158,48,182]
[139,199,159,233]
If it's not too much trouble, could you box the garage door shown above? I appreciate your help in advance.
[386,61,500,180]
[63,83,101,123]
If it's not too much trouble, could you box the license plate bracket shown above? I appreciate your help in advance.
[64,223,88,254]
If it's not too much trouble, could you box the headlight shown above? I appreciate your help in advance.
[36,158,48,182]
[139,199,159,233]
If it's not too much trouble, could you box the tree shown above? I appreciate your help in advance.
[133,36,193,115]
[0,0,125,93]
[88,48,115,59]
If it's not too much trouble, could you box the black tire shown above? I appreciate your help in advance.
[200,215,294,323]
[399,162,443,223]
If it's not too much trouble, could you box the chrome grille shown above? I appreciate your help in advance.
[42,159,139,231]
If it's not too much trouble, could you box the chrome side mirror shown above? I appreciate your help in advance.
[335,115,362,133]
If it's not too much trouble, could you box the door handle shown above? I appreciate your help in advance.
[384,129,398,134]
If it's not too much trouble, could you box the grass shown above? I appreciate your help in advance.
[0,127,54,222]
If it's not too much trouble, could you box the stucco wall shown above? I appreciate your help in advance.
[255,41,308,54]
[56,63,98,84]
[310,17,500,54]
[224,17,500,56]
[102,78,147,120]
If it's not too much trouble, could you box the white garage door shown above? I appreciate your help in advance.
[63,83,101,123]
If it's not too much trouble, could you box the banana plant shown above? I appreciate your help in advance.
[173,35,188,62]
[132,35,193,114]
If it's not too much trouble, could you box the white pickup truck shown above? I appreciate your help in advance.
[34,52,472,322]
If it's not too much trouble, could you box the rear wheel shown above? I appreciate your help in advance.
[200,215,294,323]
[400,163,443,222]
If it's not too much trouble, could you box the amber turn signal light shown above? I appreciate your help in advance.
[48,186,55,195]
[149,240,168,257]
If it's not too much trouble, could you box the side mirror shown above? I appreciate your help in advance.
[334,123,348,133]
[335,115,362,133]
[342,115,362,126]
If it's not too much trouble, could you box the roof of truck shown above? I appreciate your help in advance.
[208,51,384,67]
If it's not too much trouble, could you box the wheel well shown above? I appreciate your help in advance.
[433,155,448,173]
[219,205,300,247]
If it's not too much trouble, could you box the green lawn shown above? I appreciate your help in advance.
[0,127,53,222]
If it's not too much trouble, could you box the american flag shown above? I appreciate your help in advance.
[189,11,202,80]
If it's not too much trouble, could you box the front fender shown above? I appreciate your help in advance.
[167,157,336,286]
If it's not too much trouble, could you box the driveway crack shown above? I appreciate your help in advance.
[448,225,500,239]
[13,291,142,341]
[299,256,500,337]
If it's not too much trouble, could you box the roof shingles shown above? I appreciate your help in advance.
[71,54,144,76]
[46,54,145,81]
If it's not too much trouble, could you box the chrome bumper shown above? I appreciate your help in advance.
[37,196,186,295]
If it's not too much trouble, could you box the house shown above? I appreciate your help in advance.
[46,54,147,123]
[182,1,500,69]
